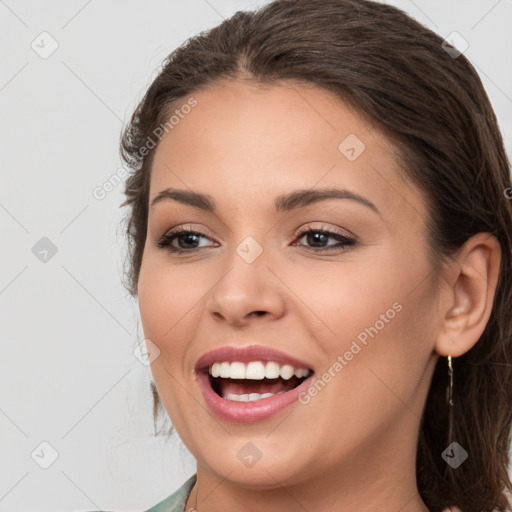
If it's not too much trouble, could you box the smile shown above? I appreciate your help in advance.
[195,345,315,423]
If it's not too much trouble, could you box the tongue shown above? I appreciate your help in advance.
[217,377,300,397]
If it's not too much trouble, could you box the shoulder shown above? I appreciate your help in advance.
[144,474,197,512]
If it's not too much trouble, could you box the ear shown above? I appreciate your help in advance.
[435,232,501,358]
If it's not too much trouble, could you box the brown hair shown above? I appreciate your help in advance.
[119,1,512,509]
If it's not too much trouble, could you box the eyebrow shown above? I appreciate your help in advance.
[150,187,381,216]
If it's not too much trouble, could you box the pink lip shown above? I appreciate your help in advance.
[194,345,314,424]
[195,345,313,371]
[196,369,314,423]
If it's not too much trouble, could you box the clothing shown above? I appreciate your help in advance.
[145,474,196,512]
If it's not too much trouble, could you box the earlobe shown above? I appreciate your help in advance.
[434,232,501,358]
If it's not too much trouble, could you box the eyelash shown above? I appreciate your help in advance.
[154,225,356,255]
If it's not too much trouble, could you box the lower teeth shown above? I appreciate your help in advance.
[223,391,286,402]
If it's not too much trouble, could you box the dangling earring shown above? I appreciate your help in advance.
[446,355,454,407]
[446,355,455,445]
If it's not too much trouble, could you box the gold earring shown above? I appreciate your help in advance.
[446,355,454,407]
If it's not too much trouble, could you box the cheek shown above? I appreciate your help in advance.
[137,257,205,342]
[290,248,433,385]
[137,260,204,430]
[285,255,404,345]
[318,273,436,423]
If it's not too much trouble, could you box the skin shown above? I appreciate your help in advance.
[137,80,501,512]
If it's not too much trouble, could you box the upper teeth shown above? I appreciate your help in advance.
[208,361,310,380]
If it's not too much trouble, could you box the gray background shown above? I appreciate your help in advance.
[1,1,511,511]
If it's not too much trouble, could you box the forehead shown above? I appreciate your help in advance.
[149,80,426,225]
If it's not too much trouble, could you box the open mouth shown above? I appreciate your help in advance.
[205,361,314,402]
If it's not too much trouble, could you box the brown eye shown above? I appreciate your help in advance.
[154,226,356,255]
[293,228,356,252]
[155,228,216,254]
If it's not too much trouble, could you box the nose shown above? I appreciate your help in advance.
[206,247,286,327]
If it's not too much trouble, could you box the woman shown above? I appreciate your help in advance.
[115,0,512,510]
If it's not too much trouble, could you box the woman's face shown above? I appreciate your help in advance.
[138,81,441,490]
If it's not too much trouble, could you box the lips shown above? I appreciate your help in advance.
[194,345,315,423]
